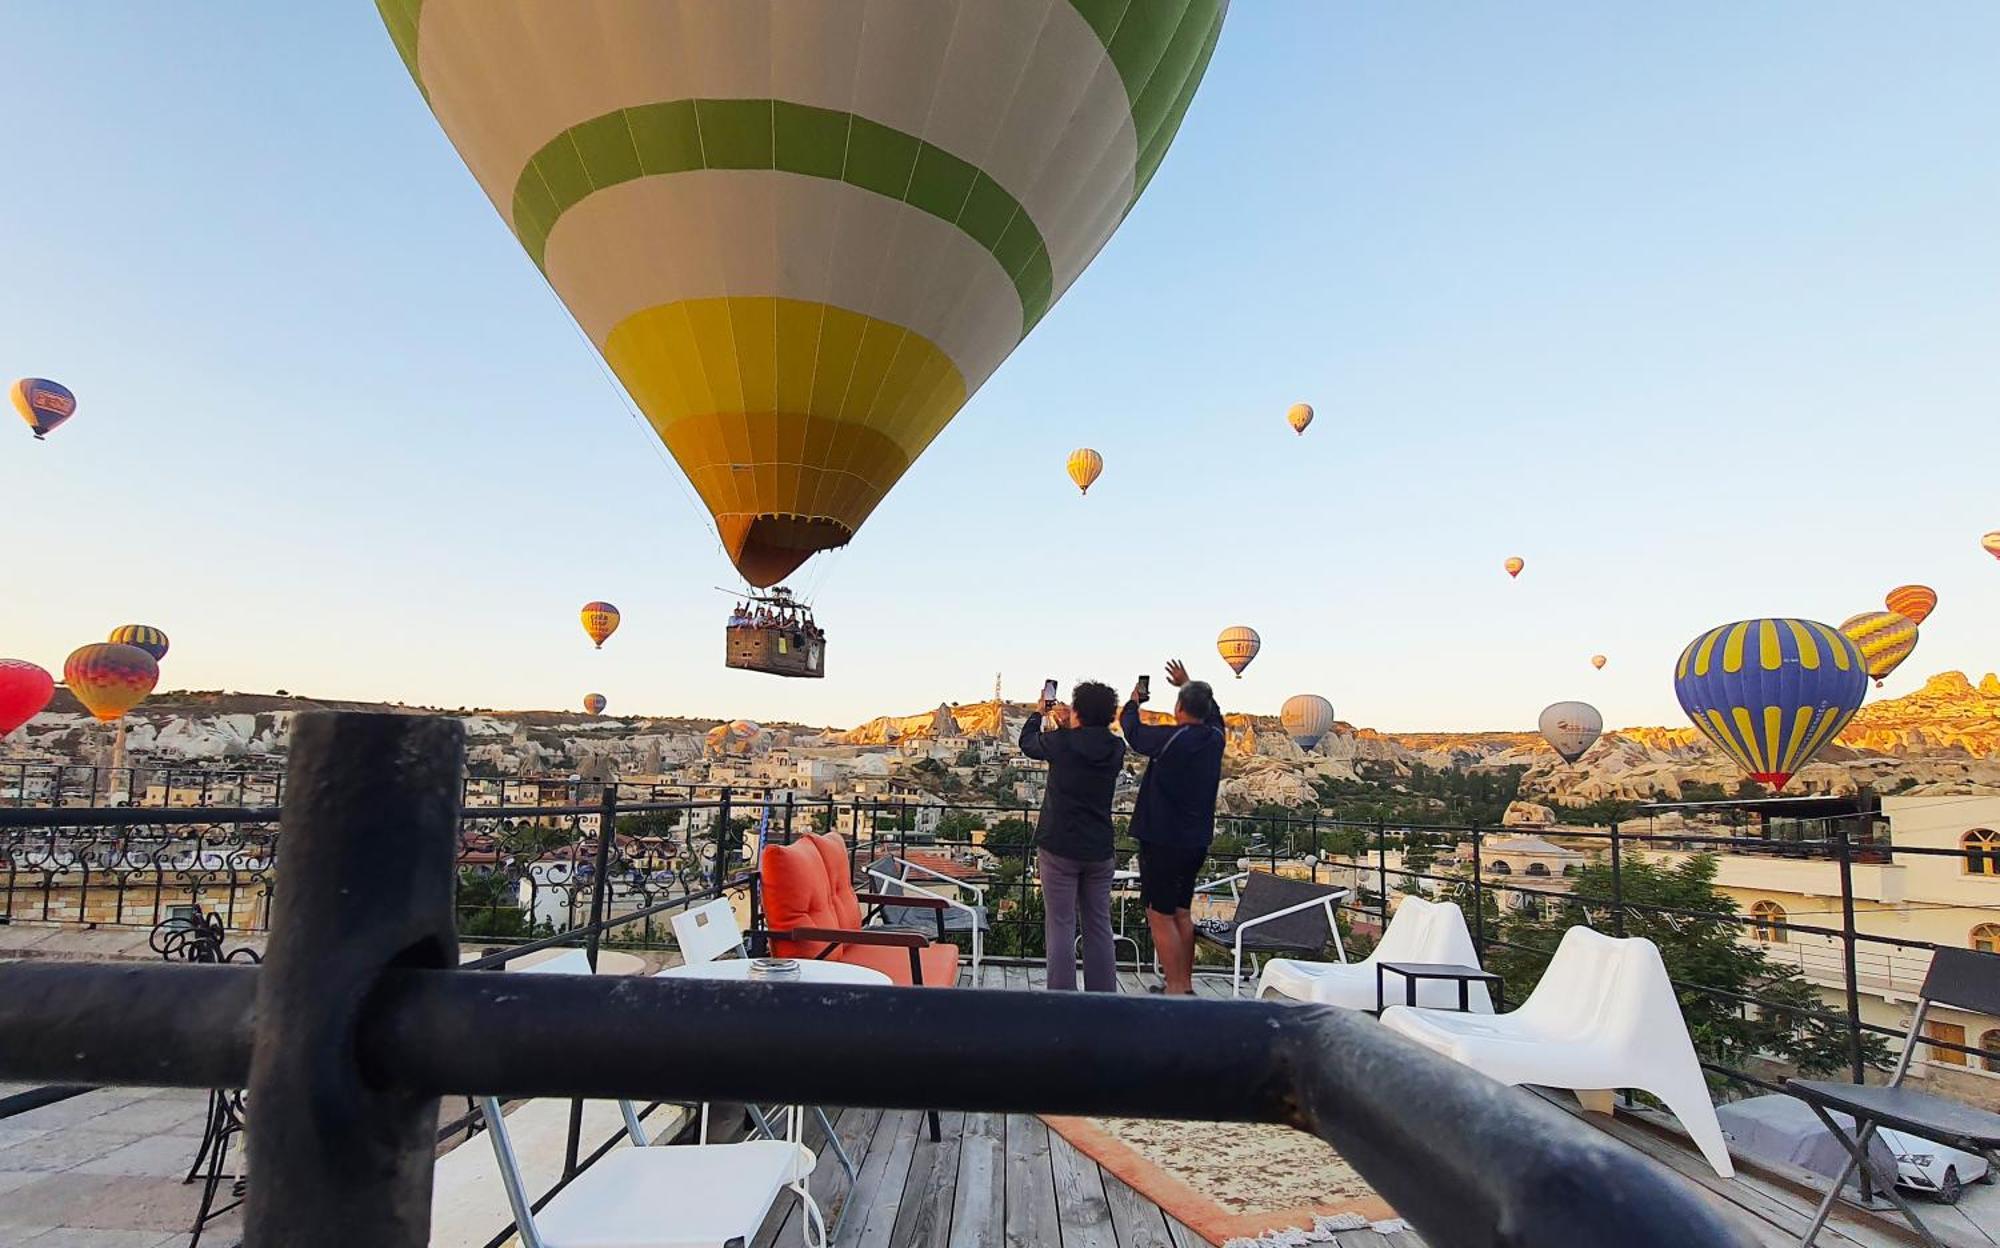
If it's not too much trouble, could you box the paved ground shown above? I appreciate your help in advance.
[0,1086,236,1248]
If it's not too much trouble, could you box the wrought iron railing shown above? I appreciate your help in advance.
[0,712,1759,1248]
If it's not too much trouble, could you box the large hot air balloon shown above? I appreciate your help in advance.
[63,643,159,722]
[1982,532,2000,561]
[1280,694,1333,751]
[705,719,766,757]
[1538,701,1603,765]
[12,379,76,440]
[1066,448,1104,496]
[1840,611,1919,687]
[1591,654,1608,671]
[0,660,55,735]
[1216,626,1260,678]
[580,601,620,649]
[107,625,170,662]
[583,693,607,716]
[1285,403,1313,436]
[1504,557,1524,579]
[379,3,1228,586]
[1673,618,1866,791]
[1883,585,1937,625]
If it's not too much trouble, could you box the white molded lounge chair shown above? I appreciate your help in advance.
[487,944,824,1248]
[1381,925,1734,1179]
[1256,896,1491,1012]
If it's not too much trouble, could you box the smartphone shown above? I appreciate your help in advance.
[1040,678,1059,707]
[1136,674,1151,703]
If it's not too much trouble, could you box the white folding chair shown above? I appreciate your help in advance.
[1381,925,1733,1179]
[1258,896,1490,1012]
[487,946,824,1247]
[866,857,987,973]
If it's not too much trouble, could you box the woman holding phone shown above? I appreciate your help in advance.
[1017,680,1125,992]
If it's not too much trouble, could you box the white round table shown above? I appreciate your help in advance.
[653,958,889,986]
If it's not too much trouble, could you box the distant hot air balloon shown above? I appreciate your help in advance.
[705,719,766,757]
[1673,618,1867,791]
[1216,626,1261,678]
[378,4,1228,586]
[1883,585,1937,625]
[1591,654,1608,671]
[63,643,159,723]
[1067,449,1103,496]
[1286,403,1314,436]
[1280,694,1333,750]
[12,379,76,440]
[0,660,55,735]
[107,625,170,662]
[583,693,607,716]
[580,602,620,649]
[1840,611,1919,687]
[1538,701,1603,765]
[1982,531,2000,561]
[1503,556,1525,579]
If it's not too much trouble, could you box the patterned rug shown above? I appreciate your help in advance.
[1041,1114,1399,1246]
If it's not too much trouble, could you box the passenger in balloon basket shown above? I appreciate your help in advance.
[1018,680,1126,992]
[1120,661,1225,996]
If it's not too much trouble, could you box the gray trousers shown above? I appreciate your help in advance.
[1039,849,1116,992]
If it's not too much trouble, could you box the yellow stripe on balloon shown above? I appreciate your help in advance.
[1780,706,1816,775]
[1694,627,1724,677]
[602,296,967,578]
[1732,706,1767,773]
[1705,709,1756,772]
[1758,619,1781,670]
[1820,622,1853,671]
[1722,621,1750,674]
[1762,705,1784,774]
[1676,640,1696,682]
[1786,619,1820,669]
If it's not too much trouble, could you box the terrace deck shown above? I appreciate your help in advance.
[2,961,1992,1247]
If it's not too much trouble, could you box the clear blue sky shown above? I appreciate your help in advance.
[4,4,1996,731]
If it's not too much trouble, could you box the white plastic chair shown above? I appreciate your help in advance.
[1380,925,1734,1179]
[866,857,986,973]
[485,945,824,1247]
[671,897,750,966]
[1256,896,1491,1012]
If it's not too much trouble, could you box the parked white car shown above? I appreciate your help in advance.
[1876,1125,1991,1204]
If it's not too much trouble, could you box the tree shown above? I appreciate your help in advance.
[935,811,985,843]
[1482,854,1889,1078]
[616,809,681,839]
[983,817,1035,879]
[455,868,533,939]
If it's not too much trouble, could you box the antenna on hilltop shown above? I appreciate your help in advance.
[993,672,1004,739]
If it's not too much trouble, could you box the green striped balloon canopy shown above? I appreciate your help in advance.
[378,1,1228,585]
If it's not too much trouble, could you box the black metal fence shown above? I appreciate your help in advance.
[0,712,1760,1247]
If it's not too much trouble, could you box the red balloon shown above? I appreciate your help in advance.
[0,659,56,735]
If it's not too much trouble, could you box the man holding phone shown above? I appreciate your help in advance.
[1121,661,1225,996]
[1018,679,1125,992]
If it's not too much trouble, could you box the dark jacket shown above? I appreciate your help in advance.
[1120,699,1225,849]
[1018,712,1125,861]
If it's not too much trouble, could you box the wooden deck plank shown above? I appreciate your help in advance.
[842,1109,925,1248]
[1161,1211,1207,1248]
[1047,1128,1118,1248]
[888,1110,966,1248]
[1100,1169,1176,1248]
[947,1111,1006,1248]
[752,1106,881,1248]
[1003,1113,1062,1248]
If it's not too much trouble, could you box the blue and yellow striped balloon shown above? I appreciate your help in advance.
[1673,618,1867,791]
[107,624,169,663]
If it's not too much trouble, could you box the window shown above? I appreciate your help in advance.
[1983,1029,2000,1076]
[1964,829,2000,876]
[1525,862,1550,877]
[1975,924,2000,956]
[1488,860,1511,875]
[1750,900,1789,944]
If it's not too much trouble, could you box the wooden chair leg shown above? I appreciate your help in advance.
[927,1111,941,1143]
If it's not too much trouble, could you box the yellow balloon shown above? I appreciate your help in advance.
[1066,448,1103,496]
[1216,626,1260,678]
[1286,403,1313,435]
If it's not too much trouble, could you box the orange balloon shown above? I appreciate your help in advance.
[1883,585,1937,625]
[63,643,159,722]
[1504,556,1524,579]
[1591,654,1607,670]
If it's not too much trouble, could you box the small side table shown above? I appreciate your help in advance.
[1375,961,1504,1015]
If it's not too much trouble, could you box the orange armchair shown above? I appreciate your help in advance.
[758,832,961,988]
